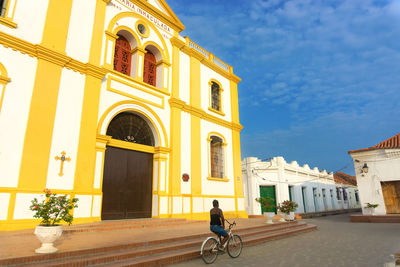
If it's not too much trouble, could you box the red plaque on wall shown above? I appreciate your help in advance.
[182,173,189,182]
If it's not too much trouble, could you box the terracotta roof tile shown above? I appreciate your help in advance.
[334,171,357,186]
[348,133,400,154]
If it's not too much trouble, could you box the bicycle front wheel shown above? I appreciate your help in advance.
[227,234,242,258]
[201,237,219,264]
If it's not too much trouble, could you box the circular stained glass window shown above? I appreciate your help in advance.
[138,24,146,35]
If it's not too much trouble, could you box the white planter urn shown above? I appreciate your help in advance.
[264,212,275,224]
[371,208,376,216]
[277,211,286,222]
[285,212,295,221]
[34,225,63,253]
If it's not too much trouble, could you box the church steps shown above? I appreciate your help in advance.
[1,221,316,266]
[96,224,317,267]
[63,219,205,234]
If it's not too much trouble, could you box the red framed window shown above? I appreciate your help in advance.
[143,49,156,87]
[113,35,131,76]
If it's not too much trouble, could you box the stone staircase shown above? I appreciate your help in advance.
[0,219,316,266]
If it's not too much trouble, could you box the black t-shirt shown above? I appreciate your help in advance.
[210,213,221,226]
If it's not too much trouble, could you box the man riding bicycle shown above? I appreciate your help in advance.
[210,199,229,250]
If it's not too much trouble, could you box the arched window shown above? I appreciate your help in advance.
[113,35,131,76]
[143,49,156,87]
[210,136,224,178]
[211,82,221,111]
[106,112,154,146]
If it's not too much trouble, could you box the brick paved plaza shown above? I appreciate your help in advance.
[172,213,400,267]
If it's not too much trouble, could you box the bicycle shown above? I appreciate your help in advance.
[200,219,243,264]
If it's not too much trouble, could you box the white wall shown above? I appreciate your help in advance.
[65,0,96,63]
[350,149,400,215]
[0,0,49,45]
[242,157,357,215]
[46,68,86,190]
[0,47,37,188]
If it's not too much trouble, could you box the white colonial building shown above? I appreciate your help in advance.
[0,0,246,230]
[242,157,360,215]
[348,132,400,215]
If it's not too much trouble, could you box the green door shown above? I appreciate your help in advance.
[259,186,277,213]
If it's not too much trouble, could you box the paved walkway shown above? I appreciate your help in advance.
[172,213,400,267]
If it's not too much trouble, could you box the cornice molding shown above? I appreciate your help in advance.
[0,31,107,80]
[0,17,17,28]
[0,75,11,84]
[170,37,185,49]
[178,44,241,84]
[168,97,243,132]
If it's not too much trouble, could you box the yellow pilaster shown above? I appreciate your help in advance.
[74,0,108,194]
[18,0,73,190]
[190,55,202,199]
[190,56,201,108]
[230,80,246,217]
[168,37,185,215]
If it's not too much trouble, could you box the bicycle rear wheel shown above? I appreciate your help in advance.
[227,234,242,258]
[201,237,219,264]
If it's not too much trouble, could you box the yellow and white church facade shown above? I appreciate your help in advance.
[0,0,246,230]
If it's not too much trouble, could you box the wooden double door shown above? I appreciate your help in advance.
[381,181,400,214]
[101,146,153,220]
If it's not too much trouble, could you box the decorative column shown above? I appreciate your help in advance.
[156,59,170,92]
[168,36,185,217]
[154,148,169,217]
[131,47,146,81]
[103,31,118,70]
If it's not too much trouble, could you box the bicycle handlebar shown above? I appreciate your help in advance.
[225,219,236,229]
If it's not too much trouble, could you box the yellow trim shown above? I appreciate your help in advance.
[97,100,168,148]
[191,115,201,196]
[73,0,109,196]
[0,62,10,113]
[142,40,168,62]
[190,55,201,108]
[207,177,229,182]
[106,75,165,109]
[40,0,73,52]
[0,32,107,79]
[89,0,109,66]
[179,37,241,84]
[113,25,143,48]
[207,132,228,180]
[106,12,170,60]
[0,17,16,28]
[169,98,243,132]
[169,102,181,197]
[208,79,225,116]
[18,60,64,190]
[135,19,150,38]
[108,139,157,154]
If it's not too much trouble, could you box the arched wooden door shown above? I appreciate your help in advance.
[101,112,154,220]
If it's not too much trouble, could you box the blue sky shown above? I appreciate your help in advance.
[168,0,400,174]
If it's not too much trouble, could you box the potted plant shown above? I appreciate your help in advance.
[277,200,298,221]
[29,189,78,253]
[255,197,276,224]
[364,203,379,216]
